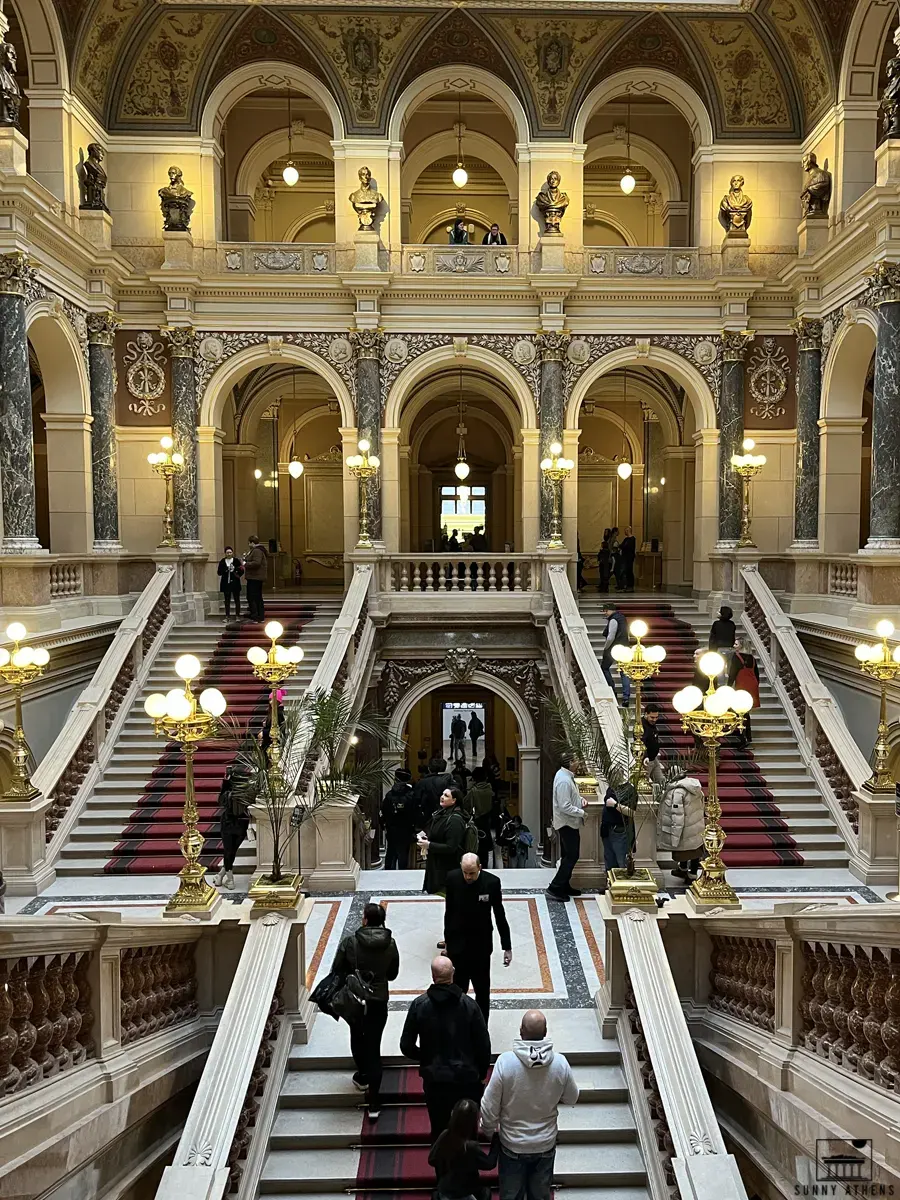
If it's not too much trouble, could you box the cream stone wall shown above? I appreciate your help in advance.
[693,152,802,251]
[106,141,220,247]
[117,426,172,555]
[741,429,796,553]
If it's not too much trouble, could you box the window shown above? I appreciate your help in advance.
[440,485,486,536]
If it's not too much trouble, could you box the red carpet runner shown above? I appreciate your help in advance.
[614,601,803,868]
[356,1068,498,1199]
[104,603,313,874]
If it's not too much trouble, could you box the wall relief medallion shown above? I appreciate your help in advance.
[748,337,789,420]
[445,646,478,683]
[312,251,330,272]
[617,253,665,276]
[513,339,537,365]
[198,335,224,364]
[224,250,243,271]
[675,255,693,275]
[436,252,485,274]
[494,254,511,274]
[566,339,590,365]
[383,337,409,364]
[124,332,167,416]
[589,254,608,274]
[328,336,353,365]
[409,253,426,273]
[692,339,718,366]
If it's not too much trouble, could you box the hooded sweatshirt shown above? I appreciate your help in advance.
[400,981,490,1086]
[480,1037,579,1154]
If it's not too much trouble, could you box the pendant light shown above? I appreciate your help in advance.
[282,90,299,187]
[452,98,468,189]
[454,371,470,480]
[617,369,633,480]
[620,94,636,196]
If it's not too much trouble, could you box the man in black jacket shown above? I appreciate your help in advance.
[482,223,508,245]
[414,757,453,828]
[443,852,511,1024]
[380,768,415,870]
[400,954,491,1139]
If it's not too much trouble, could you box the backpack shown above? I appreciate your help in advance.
[463,816,479,854]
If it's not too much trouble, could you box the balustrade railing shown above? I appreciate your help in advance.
[740,566,869,840]
[828,560,859,598]
[581,246,701,280]
[49,562,83,599]
[217,242,338,275]
[383,554,539,593]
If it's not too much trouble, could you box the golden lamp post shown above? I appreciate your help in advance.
[347,439,380,550]
[147,436,184,548]
[854,619,900,902]
[730,437,766,549]
[246,620,305,908]
[673,651,754,909]
[144,656,227,917]
[610,619,667,793]
[0,623,49,801]
[539,442,575,550]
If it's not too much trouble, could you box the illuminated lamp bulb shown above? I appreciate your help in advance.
[32,648,49,667]
[617,461,633,480]
[455,460,470,480]
[549,441,563,457]
[610,644,633,663]
[254,468,263,479]
[247,646,268,666]
[174,654,201,681]
[368,454,380,468]
[287,645,304,663]
[12,648,33,668]
[673,685,703,714]
[6,622,26,642]
[265,620,284,642]
[877,619,895,639]
[742,437,755,451]
[358,438,370,454]
[540,458,552,471]
[288,460,303,479]
[699,651,725,679]
[199,688,226,718]
[732,690,754,715]
[160,436,174,451]
[630,619,648,640]
[144,693,168,719]
[620,171,636,195]
[282,161,299,187]
[855,644,872,662]
[0,649,10,668]
[452,164,468,188]
[166,692,192,721]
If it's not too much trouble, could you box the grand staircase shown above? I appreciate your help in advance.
[261,1012,649,1200]
[56,598,343,877]
[579,595,848,869]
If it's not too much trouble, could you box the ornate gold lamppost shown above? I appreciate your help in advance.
[672,651,754,909]
[144,656,226,916]
[347,439,380,550]
[610,619,667,793]
[854,620,900,902]
[147,436,184,547]
[0,623,48,801]
[730,437,766,549]
[539,442,575,550]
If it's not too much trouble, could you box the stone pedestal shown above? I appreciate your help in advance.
[162,230,194,271]
[720,232,750,274]
[848,789,897,885]
[353,231,382,272]
[538,236,566,273]
[634,798,662,885]
[300,796,361,892]
[79,209,114,251]
[571,801,606,891]
[797,216,829,258]
[875,140,900,187]
[0,795,55,894]
[0,127,28,176]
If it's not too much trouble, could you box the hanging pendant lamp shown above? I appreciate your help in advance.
[454,371,470,480]
[452,98,468,189]
[617,368,633,480]
[620,94,636,196]
[282,90,299,187]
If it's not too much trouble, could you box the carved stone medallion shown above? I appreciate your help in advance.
[445,646,478,684]
[513,339,537,365]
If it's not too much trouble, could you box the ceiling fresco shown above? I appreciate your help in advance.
[38,0,857,138]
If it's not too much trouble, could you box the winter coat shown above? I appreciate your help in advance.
[600,781,637,837]
[400,981,490,1085]
[217,557,244,592]
[243,544,268,582]
[423,805,468,895]
[381,781,416,839]
[331,925,400,1004]
[657,777,705,855]
[414,771,453,826]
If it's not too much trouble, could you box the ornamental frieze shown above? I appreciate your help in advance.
[379,655,544,725]
[23,275,90,372]
[191,330,357,404]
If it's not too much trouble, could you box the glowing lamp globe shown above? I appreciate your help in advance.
[358,438,370,454]
[287,646,304,663]
[617,461,633,481]
[254,468,263,480]
[893,646,900,665]
[717,686,736,709]
[144,693,168,719]
[160,436,173,451]
[452,164,468,188]
[6,622,26,643]
[854,644,873,662]
[274,646,290,665]
[199,688,226,718]
[32,648,49,667]
[699,651,725,679]
[673,685,703,714]
[265,620,284,641]
[620,171,636,195]
[0,649,10,668]
[455,460,470,480]
[732,690,754,715]
[288,460,303,479]
[540,458,552,471]
[611,644,633,664]
[174,654,201,681]
[742,438,755,451]
[247,646,268,666]
[172,452,184,467]
[549,441,563,457]
[12,648,33,668]
[368,454,380,468]
[645,645,667,664]
[282,161,299,187]
[877,619,895,639]
[148,453,159,465]
[166,693,192,722]
[630,619,648,640]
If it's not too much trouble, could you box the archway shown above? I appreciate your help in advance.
[837,0,896,211]
[583,125,688,247]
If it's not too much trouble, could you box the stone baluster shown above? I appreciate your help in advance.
[718,330,754,546]
[790,317,823,548]
[9,960,39,1091]
[882,952,900,1090]
[350,330,383,542]
[0,958,19,1094]
[537,332,568,543]
[862,949,889,1081]
[845,948,871,1073]
[163,327,201,548]
[0,253,42,553]
[28,957,53,1078]
[865,263,900,548]
[86,311,123,552]
[45,955,68,1072]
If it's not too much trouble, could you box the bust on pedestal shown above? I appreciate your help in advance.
[535,171,569,273]
[718,175,752,273]
[798,153,831,256]
[159,166,195,270]
[0,33,26,175]
[78,143,114,249]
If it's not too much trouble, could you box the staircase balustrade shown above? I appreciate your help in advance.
[30,567,176,871]
[739,566,870,856]
[382,553,540,593]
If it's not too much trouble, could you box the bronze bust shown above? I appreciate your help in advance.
[80,143,109,212]
[159,166,194,233]
[535,170,570,235]
[719,175,753,235]
[800,153,832,219]
[349,166,383,230]
[0,39,21,129]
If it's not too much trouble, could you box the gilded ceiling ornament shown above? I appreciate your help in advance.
[75,0,140,113]
[719,175,753,235]
[535,172,570,235]
[800,153,832,218]
[686,18,791,131]
[124,332,167,416]
[119,11,226,122]
[748,338,790,421]
[349,166,383,230]
[768,0,831,122]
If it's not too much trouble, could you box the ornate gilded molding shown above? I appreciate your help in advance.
[0,252,35,296]
[536,330,569,362]
[721,329,755,362]
[349,329,384,361]
[865,261,900,307]
[747,338,789,422]
[86,311,121,346]
[380,655,543,724]
[162,326,196,358]
[791,317,823,353]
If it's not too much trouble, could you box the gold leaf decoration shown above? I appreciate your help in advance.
[685,18,792,130]
[119,10,228,121]
[767,0,833,122]
[75,0,142,113]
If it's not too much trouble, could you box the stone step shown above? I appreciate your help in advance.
[258,1190,649,1200]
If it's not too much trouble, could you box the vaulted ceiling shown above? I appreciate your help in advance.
[38,0,863,139]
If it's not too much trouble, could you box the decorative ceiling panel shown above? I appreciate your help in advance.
[391,11,523,105]
[204,8,333,96]
[74,0,144,115]
[683,16,795,133]
[114,8,229,123]
[586,14,709,110]
[766,0,834,124]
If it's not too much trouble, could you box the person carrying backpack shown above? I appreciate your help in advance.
[728,639,760,747]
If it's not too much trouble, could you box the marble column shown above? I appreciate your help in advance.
[163,326,201,548]
[0,253,42,554]
[350,330,383,542]
[790,317,823,548]
[537,332,568,544]
[86,311,122,552]
[717,330,754,547]
[866,263,900,549]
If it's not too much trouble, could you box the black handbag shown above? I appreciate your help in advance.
[330,969,377,1024]
[310,970,344,1021]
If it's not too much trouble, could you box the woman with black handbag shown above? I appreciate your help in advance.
[331,902,399,1121]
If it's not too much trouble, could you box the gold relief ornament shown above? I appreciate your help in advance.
[535,172,570,235]
[718,175,753,235]
[0,624,49,802]
[125,332,167,416]
[748,338,789,421]
[349,166,383,230]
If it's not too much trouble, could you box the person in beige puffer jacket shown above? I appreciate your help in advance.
[657,776,705,882]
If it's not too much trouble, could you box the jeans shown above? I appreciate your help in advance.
[603,827,630,872]
[245,579,265,621]
[349,999,388,1105]
[548,825,580,895]
[384,834,410,870]
[222,584,241,617]
[601,656,631,703]
[498,1146,556,1200]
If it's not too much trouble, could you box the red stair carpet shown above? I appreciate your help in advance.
[104,602,313,875]
[614,600,803,868]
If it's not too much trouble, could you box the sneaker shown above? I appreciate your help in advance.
[367,1105,381,1121]
[545,889,571,903]
[213,869,225,887]
[223,871,235,889]
[352,1073,367,1092]
[436,940,446,950]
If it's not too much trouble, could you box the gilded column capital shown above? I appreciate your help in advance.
[162,325,196,358]
[865,261,900,306]
[720,329,755,362]
[0,251,35,296]
[790,317,823,352]
[86,311,121,346]
[349,329,384,361]
[536,331,569,362]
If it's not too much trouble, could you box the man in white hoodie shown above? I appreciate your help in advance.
[479,1010,579,1200]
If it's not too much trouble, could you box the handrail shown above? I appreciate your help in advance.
[613,908,748,1200]
[740,564,868,838]
[34,566,175,852]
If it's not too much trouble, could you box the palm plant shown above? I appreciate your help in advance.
[224,688,399,883]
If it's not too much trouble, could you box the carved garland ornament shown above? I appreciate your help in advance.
[380,656,543,724]
[22,271,91,371]
[192,331,357,405]
[124,332,167,416]
[748,337,789,421]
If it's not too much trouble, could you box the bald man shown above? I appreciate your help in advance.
[444,852,512,1024]
[481,1010,579,1200]
[400,955,491,1140]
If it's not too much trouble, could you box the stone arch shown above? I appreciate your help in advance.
[401,373,522,447]
[822,311,878,418]
[8,0,69,89]
[388,668,536,748]
[235,126,335,199]
[584,132,682,203]
[581,210,638,247]
[401,130,518,198]
[388,66,530,143]
[574,69,714,150]
[839,0,896,103]
[418,207,498,243]
[283,207,336,243]
[201,62,345,141]
[410,406,514,463]
[385,344,537,429]
[25,303,90,416]
[280,403,343,462]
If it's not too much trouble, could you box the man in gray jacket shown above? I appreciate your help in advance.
[546,752,586,903]
[480,1009,579,1200]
